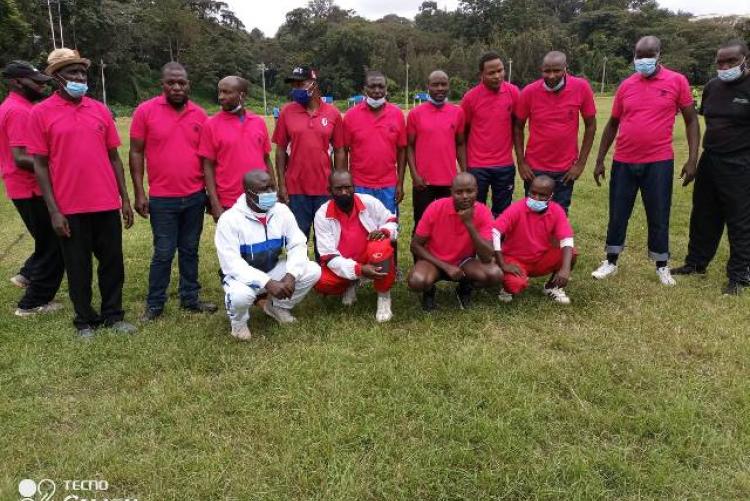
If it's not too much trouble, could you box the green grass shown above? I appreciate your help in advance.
[1,97,749,500]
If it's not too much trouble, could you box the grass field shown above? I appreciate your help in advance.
[2,96,749,500]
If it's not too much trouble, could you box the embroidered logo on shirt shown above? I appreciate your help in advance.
[321,117,329,127]
[733,97,750,105]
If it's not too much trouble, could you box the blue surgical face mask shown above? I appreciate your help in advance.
[634,57,658,77]
[543,76,566,92]
[366,96,386,108]
[427,95,446,107]
[63,80,88,98]
[250,191,277,211]
[526,197,549,213]
[717,60,746,82]
[291,87,312,106]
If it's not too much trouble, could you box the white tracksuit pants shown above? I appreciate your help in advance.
[223,259,321,326]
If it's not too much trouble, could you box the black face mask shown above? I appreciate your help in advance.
[333,194,354,212]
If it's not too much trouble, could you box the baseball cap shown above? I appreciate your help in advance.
[1,61,52,82]
[284,65,317,83]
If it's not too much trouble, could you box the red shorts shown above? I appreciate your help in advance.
[315,238,395,295]
[503,247,575,294]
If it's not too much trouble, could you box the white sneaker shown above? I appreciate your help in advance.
[591,260,618,280]
[231,322,252,341]
[544,286,571,305]
[263,301,297,324]
[497,289,513,303]
[10,274,30,288]
[656,266,676,286]
[342,283,357,306]
[14,300,63,317]
[375,292,392,323]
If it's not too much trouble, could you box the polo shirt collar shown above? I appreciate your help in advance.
[326,194,365,219]
[51,91,89,107]
[482,81,505,94]
[157,94,196,112]
[7,91,32,106]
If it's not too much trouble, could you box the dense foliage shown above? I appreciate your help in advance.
[0,0,748,105]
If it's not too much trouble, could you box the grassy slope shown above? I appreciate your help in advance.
[1,97,749,500]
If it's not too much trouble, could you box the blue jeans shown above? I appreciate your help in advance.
[147,191,207,310]
[523,169,574,213]
[289,194,329,259]
[468,165,515,216]
[355,186,397,213]
[606,160,673,261]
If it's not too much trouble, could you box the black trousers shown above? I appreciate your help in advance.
[685,150,750,283]
[412,185,452,231]
[12,196,65,309]
[59,210,125,329]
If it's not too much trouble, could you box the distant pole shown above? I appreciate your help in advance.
[508,58,513,82]
[101,59,107,107]
[258,62,268,116]
[601,56,608,94]
[405,62,409,111]
[47,0,57,49]
[57,0,64,47]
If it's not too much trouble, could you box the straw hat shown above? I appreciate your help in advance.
[45,48,91,75]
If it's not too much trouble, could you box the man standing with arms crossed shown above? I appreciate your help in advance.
[513,51,597,213]
[130,62,217,320]
[28,48,136,338]
[461,52,520,216]
[591,36,700,286]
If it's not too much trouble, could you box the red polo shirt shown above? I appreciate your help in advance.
[406,102,465,187]
[611,67,693,164]
[272,101,344,196]
[130,95,208,197]
[0,92,40,200]
[198,110,270,208]
[494,199,574,262]
[343,102,406,188]
[461,81,519,168]
[515,75,597,172]
[415,197,493,266]
[27,93,121,215]
[328,195,369,259]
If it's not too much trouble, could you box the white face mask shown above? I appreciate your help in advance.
[717,59,746,82]
[366,96,386,108]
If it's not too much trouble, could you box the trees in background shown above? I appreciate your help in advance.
[1,0,748,105]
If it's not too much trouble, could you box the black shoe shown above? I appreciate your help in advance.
[723,281,745,296]
[455,281,473,310]
[672,263,707,275]
[421,286,436,312]
[141,307,163,321]
[181,301,218,314]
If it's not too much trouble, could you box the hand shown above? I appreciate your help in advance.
[361,264,388,280]
[277,185,289,204]
[680,160,697,187]
[265,279,293,299]
[281,273,297,295]
[457,206,474,225]
[562,162,585,185]
[367,230,388,241]
[210,202,225,223]
[548,268,570,288]
[443,264,466,281]
[501,262,524,277]
[396,184,404,205]
[593,160,606,187]
[134,193,149,218]
[518,161,535,183]
[121,200,134,229]
[51,211,71,238]
[412,174,427,191]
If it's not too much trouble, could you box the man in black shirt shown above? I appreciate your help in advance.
[673,40,750,294]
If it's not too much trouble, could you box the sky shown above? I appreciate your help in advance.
[225,0,750,38]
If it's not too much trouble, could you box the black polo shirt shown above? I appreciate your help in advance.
[700,72,750,154]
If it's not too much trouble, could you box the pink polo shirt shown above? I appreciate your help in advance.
[343,102,406,188]
[494,199,574,263]
[0,93,40,200]
[415,197,493,266]
[130,95,208,197]
[461,81,519,168]
[407,102,465,186]
[515,75,597,172]
[27,93,121,215]
[198,110,270,208]
[272,102,344,196]
[611,67,693,164]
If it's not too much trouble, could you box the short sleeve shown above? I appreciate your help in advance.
[414,202,435,238]
[26,109,49,155]
[454,107,466,136]
[272,108,289,147]
[261,120,272,154]
[197,121,216,160]
[699,84,709,115]
[104,112,121,149]
[6,108,31,147]
[514,87,530,121]
[493,208,512,235]
[342,112,353,147]
[395,110,407,148]
[331,111,344,149]
[406,108,418,137]
[676,74,694,109]
[460,92,473,125]
[611,85,624,119]
[580,81,597,118]
[552,204,574,240]
[130,104,147,140]
[475,203,494,240]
